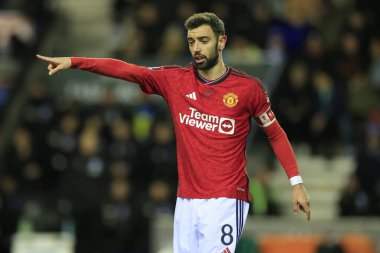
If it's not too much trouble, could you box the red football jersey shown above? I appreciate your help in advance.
[141,65,270,202]
[71,58,300,202]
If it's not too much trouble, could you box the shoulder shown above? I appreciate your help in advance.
[230,68,266,92]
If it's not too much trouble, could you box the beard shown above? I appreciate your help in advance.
[193,44,219,70]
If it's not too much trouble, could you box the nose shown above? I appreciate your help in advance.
[193,42,201,53]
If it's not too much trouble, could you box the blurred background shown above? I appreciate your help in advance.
[0,0,380,253]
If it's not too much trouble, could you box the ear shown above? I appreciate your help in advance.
[218,35,227,50]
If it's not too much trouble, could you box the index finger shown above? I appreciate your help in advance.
[300,203,311,221]
[36,54,54,63]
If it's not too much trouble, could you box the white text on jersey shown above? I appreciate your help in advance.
[179,107,235,135]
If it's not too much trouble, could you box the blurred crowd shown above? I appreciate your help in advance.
[0,0,54,121]
[1,0,380,253]
[1,82,177,252]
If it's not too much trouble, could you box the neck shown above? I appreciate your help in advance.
[198,58,226,81]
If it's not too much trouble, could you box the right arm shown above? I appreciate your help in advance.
[36,55,164,95]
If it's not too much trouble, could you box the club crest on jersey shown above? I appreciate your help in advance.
[223,93,238,108]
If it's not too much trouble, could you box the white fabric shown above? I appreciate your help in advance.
[173,197,249,253]
[290,175,303,186]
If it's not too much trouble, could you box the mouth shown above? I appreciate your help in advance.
[194,54,206,65]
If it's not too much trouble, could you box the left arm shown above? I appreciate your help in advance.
[249,78,310,221]
[261,117,311,221]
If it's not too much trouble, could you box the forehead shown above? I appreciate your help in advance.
[187,25,215,38]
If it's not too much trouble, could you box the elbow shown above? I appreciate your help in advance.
[263,120,286,142]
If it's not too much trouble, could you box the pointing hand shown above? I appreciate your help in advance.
[36,54,71,76]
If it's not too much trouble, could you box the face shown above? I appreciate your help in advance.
[187,25,225,70]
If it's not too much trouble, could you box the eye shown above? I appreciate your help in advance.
[188,41,194,46]
[201,39,208,44]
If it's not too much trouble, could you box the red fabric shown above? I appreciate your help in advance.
[262,120,300,179]
[71,57,159,93]
[70,57,300,201]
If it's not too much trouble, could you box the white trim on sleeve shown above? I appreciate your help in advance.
[257,107,276,128]
[290,175,303,186]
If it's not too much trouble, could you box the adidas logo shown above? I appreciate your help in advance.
[186,92,197,100]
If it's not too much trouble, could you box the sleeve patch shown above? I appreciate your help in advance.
[147,65,181,71]
[147,66,164,71]
[256,107,276,127]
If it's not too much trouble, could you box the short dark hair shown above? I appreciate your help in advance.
[184,12,225,37]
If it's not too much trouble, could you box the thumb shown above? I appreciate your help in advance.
[49,65,64,76]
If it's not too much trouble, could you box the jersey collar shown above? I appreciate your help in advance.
[195,65,231,85]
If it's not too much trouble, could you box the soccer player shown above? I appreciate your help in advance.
[37,12,310,253]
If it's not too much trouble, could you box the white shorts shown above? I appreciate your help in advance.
[173,197,250,253]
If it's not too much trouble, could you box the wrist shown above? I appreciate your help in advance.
[290,175,303,186]
[69,57,78,68]
[292,183,304,189]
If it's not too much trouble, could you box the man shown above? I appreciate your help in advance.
[37,12,310,253]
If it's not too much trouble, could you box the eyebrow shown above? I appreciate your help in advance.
[187,36,210,41]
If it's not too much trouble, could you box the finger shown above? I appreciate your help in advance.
[299,203,311,221]
[49,68,59,76]
[50,65,65,76]
[49,66,58,75]
[36,54,55,63]
[305,208,311,221]
[293,202,299,215]
[48,64,54,71]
